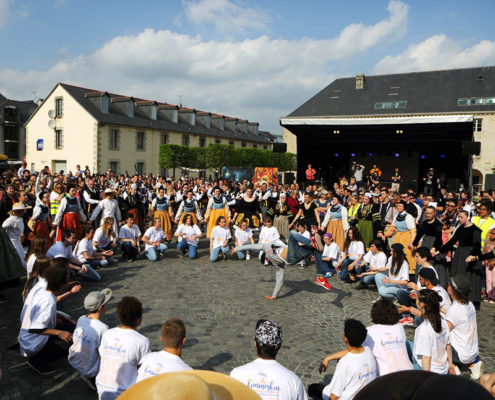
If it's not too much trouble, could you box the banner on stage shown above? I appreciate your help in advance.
[221,167,254,182]
[252,167,278,186]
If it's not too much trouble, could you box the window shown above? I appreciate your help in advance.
[458,96,495,106]
[136,162,144,174]
[55,129,63,149]
[182,135,190,146]
[229,140,234,145]
[215,138,221,144]
[263,145,267,150]
[4,125,19,159]
[55,97,63,117]
[136,131,145,150]
[252,144,257,148]
[458,98,468,106]
[241,141,246,147]
[474,118,482,132]
[110,161,118,173]
[374,100,407,109]
[160,133,168,145]
[199,137,206,147]
[109,129,119,150]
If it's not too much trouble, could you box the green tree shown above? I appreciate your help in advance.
[187,147,206,170]
[205,144,235,170]
[159,144,189,178]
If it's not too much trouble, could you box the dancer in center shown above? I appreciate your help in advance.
[321,196,348,251]
[232,187,263,230]
[205,187,231,238]
[149,187,173,241]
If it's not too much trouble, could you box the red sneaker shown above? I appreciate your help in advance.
[399,316,414,326]
[315,277,332,291]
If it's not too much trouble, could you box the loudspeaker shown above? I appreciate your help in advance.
[461,141,481,155]
[485,174,495,190]
[272,143,287,153]
[284,172,295,184]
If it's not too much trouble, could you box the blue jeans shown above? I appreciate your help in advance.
[177,240,198,259]
[375,272,406,300]
[237,250,247,260]
[146,243,168,261]
[87,259,109,270]
[287,231,326,275]
[337,258,355,281]
[406,340,422,370]
[71,264,101,282]
[210,245,230,262]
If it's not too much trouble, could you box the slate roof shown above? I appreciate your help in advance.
[0,95,38,124]
[57,83,273,144]
[285,66,495,118]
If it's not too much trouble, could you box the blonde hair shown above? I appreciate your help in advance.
[101,217,114,238]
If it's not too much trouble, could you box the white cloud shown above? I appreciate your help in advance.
[0,0,9,28]
[181,0,271,35]
[373,34,495,74]
[0,1,408,134]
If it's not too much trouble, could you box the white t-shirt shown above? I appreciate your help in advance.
[19,288,57,357]
[322,243,340,260]
[68,316,109,378]
[363,324,413,376]
[235,227,253,245]
[230,358,307,400]
[26,254,36,278]
[347,241,365,260]
[175,224,202,245]
[96,327,150,400]
[259,226,280,244]
[136,350,192,382]
[386,258,409,282]
[297,230,311,246]
[46,241,73,259]
[322,347,377,400]
[432,285,452,313]
[119,224,141,241]
[143,227,166,250]
[413,319,450,374]
[211,226,232,249]
[362,251,387,269]
[446,301,478,364]
[94,227,112,248]
[75,238,95,263]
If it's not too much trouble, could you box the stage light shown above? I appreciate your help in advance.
[351,153,356,157]
[368,153,373,156]
[440,154,445,158]
[394,153,399,157]
[420,155,426,159]
[334,153,339,157]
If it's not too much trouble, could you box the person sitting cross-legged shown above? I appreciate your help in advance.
[142,217,168,262]
[174,214,202,259]
[118,214,142,262]
[354,239,388,290]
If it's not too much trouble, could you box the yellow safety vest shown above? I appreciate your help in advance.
[472,216,495,247]
[349,203,361,219]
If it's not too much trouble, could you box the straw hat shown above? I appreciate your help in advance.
[8,203,32,214]
[118,370,261,400]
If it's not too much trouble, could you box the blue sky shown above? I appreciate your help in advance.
[1,0,495,135]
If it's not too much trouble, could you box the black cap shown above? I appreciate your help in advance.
[450,274,471,297]
[419,268,439,286]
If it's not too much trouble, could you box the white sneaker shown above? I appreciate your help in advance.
[246,252,251,260]
[469,360,484,380]
[454,365,461,376]
[299,260,306,269]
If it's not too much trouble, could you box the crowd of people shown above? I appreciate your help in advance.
[2,160,495,399]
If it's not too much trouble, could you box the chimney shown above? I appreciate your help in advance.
[111,96,134,117]
[196,111,211,129]
[248,122,259,135]
[179,108,196,126]
[157,104,179,123]
[211,115,225,131]
[355,74,365,89]
[85,91,110,114]
[135,100,157,120]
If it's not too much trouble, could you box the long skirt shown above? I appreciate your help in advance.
[56,212,81,242]
[327,219,345,250]
[128,208,143,232]
[234,212,260,229]
[154,210,172,240]
[34,220,52,247]
[452,246,482,304]
[0,228,25,282]
[357,219,373,250]
[394,230,416,274]
[179,212,199,226]
[274,215,289,240]
[207,208,229,238]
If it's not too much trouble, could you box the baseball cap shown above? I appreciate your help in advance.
[419,268,439,286]
[255,320,283,348]
[84,288,112,312]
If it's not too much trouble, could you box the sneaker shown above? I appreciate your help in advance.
[109,257,119,263]
[311,234,323,252]
[127,258,134,263]
[299,260,306,269]
[81,375,97,391]
[454,365,461,376]
[469,360,484,380]
[27,359,56,375]
[315,277,332,290]
[399,316,414,326]
[354,282,368,290]
[324,272,333,278]
[246,252,251,261]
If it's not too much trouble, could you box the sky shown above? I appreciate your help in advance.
[1,0,495,136]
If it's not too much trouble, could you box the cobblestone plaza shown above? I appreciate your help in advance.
[2,241,495,399]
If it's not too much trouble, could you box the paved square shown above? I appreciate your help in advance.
[2,241,495,399]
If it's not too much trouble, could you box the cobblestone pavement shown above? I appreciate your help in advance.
[1,240,495,399]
